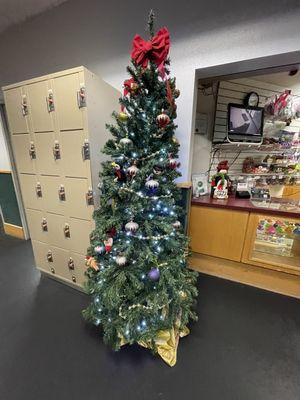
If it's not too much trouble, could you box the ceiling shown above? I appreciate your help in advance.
[0,0,67,34]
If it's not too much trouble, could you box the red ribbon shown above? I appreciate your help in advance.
[123,78,135,96]
[131,27,170,77]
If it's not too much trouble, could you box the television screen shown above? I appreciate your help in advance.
[227,103,264,142]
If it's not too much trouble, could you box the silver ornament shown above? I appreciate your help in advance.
[127,164,139,177]
[116,255,127,266]
[173,220,181,229]
[125,221,139,233]
[145,179,159,189]
[119,137,133,146]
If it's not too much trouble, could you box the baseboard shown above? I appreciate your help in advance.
[190,253,300,300]
[3,222,25,239]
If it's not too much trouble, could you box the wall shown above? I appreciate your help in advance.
[0,0,300,181]
[0,116,11,170]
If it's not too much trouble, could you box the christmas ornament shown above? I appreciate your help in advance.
[116,255,127,266]
[124,78,139,95]
[85,256,99,271]
[104,237,113,252]
[156,110,170,128]
[131,27,170,77]
[172,137,179,145]
[153,165,164,175]
[125,221,139,233]
[112,162,127,182]
[172,220,181,229]
[145,178,159,194]
[179,290,187,299]
[168,156,178,169]
[127,162,139,178]
[106,226,117,237]
[94,245,105,255]
[148,267,160,281]
[120,137,133,147]
[118,112,128,122]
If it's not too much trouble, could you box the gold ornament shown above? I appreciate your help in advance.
[179,290,187,299]
[172,136,179,145]
[118,112,128,122]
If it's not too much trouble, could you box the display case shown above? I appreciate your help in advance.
[242,213,300,275]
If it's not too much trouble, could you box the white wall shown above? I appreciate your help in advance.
[0,116,11,170]
[0,0,300,181]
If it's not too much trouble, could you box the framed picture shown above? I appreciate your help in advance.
[192,173,208,197]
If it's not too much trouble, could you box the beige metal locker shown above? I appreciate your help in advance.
[3,66,120,289]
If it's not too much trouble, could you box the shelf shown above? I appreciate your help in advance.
[212,142,300,153]
[228,172,300,177]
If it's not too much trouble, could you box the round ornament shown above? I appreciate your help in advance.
[127,163,139,178]
[145,179,159,194]
[116,255,127,266]
[148,267,160,281]
[125,221,139,233]
[172,220,181,229]
[168,157,177,169]
[119,137,133,147]
[156,110,170,128]
[118,112,128,122]
[153,165,164,175]
[94,245,105,255]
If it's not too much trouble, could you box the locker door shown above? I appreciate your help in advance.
[31,240,49,272]
[26,80,54,132]
[65,177,93,220]
[35,132,60,175]
[69,252,87,286]
[53,73,84,130]
[68,217,93,254]
[4,87,29,134]
[46,213,69,249]
[26,209,49,243]
[40,176,66,215]
[50,246,72,281]
[11,134,36,174]
[19,174,44,210]
[61,131,89,178]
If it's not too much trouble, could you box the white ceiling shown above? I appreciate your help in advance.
[0,0,67,34]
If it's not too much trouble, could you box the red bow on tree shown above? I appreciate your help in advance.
[131,27,170,77]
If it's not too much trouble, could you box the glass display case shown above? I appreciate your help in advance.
[242,213,300,275]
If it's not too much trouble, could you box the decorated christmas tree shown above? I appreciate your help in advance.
[83,11,198,366]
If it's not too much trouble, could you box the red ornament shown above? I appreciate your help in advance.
[106,226,117,237]
[156,110,170,128]
[131,27,170,77]
[104,237,113,253]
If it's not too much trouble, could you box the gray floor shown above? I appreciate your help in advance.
[0,234,299,400]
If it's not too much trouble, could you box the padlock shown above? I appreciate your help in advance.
[53,141,61,160]
[21,94,28,116]
[58,184,66,201]
[68,257,75,270]
[29,142,36,159]
[50,267,55,274]
[47,250,53,262]
[64,223,70,238]
[41,218,48,231]
[36,182,42,197]
[77,85,86,108]
[82,140,90,160]
[86,189,94,205]
[72,275,77,283]
[46,89,55,112]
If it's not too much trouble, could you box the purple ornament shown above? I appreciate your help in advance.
[148,267,160,281]
[94,245,105,255]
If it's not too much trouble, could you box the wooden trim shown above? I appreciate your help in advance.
[0,170,12,174]
[3,222,25,239]
[190,253,300,300]
[177,181,192,188]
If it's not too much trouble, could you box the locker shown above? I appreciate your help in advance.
[65,177,93,220]
[11,134,36,174]
[68,217,93,254]
[35,132,61,175]
[69,252,87,286]
[47,245,71,280]
[53,73,84,130]
[46,212,68,249]
[26,209,49,243]
[4,86,29,134]
[31,240,49,272]
[61,130,89,178]
[39,176,66,215]
[26,80,54,132]
[19,174,44,210]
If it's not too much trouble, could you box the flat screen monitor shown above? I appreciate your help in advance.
[227,103,264,143]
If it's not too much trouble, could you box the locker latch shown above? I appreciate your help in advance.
[41,218,48,231]
[53,140,61,160]
[46,89,55,112]
[36,182,42,197]
[82,139,90,160]
[86,188,94,205]
[50,267,55,274]
[64,223,70,238]
[29,141,36,159]
[77,85,86,108]
[68,257,75,270]
[72,275,77,283]
[58,184,66,201]
[47,250,53,262]
[21,94,28,116]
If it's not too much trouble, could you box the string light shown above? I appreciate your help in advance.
[120,187,172,199]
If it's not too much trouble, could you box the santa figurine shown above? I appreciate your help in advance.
[211,160,231,199]
[111,162,126,182]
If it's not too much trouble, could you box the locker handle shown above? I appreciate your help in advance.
[46,90,55,112]
[68,257,75,270]
[53,141,61,160]
[86,189,94,205]
[41,218,48,231]
[21,94,28,116]
[58,185,66,201]
[29,142,36,159]
[82,140,90,160]
[72,275,76,283]
[77,85,86,108]
[64,223,70,238]
[47,250,53,262]
[36,182,42,197]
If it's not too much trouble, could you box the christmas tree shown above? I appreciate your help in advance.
[83,11,198,366]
